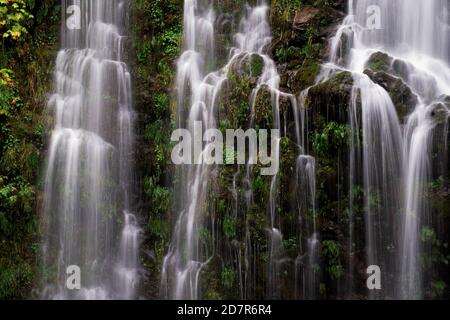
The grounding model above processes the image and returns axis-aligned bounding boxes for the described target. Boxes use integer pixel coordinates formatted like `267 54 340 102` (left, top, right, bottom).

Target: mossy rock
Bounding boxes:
307 71 354 124
314 70 353 93
430 97 450 179
365 52 393 73
254 84 273 128
287 59 320 91
363 68 418 120
363 51 424 121
228 53 264 81
222 54 266 128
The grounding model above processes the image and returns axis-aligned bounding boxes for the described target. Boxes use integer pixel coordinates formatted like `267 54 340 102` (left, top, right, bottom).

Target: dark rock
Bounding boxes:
325 26 353 66
365 52 392 73
307 71 354 123
254 84 273 128
364 51 420 120
430 96 450 125
391 58 412 80
293 6 321 31
363 69 418 121
289 5 345 53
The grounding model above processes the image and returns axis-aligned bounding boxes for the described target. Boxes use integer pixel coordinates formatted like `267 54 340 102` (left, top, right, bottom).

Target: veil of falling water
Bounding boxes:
317 0 450 299
161 0 318 300
40 0 140 299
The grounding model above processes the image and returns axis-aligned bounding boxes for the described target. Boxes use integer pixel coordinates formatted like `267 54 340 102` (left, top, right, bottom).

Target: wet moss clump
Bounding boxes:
307 71 354 124
365 52 393 72
254 85 273 128
221 56 265 128
287 59 320 91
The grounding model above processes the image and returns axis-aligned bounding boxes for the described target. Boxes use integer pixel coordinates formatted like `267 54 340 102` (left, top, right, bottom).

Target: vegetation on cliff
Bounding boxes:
0 0 448 300
0 0 59 299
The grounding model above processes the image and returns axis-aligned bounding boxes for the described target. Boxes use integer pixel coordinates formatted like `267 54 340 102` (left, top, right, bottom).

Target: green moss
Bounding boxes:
128 0 183 298
153 93 170 118
289 59 320 91
366 52 392 72
275 46 303 63
270 0 301 33
316 70 354 94
223 67 253 128
254 85 273 128
322 240 344 280
0 262 33 299
250 54 264 77
223 214 236 240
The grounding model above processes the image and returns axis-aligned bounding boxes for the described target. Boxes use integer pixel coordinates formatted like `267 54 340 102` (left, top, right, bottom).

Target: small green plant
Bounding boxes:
252 175 265 195
312 121 349 156
283 237 298 257
322 240 344 280
223 214 236 240
313 0 332 8
153 93 170 117
143 176 171 216
160 28 181 58
431 280 446 298
421 226 435 243
221 266 235 289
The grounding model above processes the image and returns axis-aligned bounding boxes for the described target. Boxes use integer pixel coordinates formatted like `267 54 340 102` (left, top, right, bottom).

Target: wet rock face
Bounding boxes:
430 101 449 124
429 96 450 130
363 69 418 120
430 98 450 181
364 52 419 121
289 4 346 50
271 1 347 93
286 60 321 92
254 84 273 128
307 71 354 123
365 52 393 73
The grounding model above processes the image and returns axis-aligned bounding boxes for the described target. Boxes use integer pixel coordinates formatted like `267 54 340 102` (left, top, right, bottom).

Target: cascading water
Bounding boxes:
160 0 216 300
161 0 318 300
319 0 450 299
41 0 140 300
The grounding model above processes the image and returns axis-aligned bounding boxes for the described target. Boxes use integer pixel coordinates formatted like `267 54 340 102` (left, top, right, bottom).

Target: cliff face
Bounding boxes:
128 0 366 299
0 0 448 300
131 0 449 300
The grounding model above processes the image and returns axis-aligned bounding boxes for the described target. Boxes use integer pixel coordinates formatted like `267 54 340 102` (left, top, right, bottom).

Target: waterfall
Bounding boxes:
320 0 450 299
41 0 140 300
161 0 318 300
160 0 216 300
